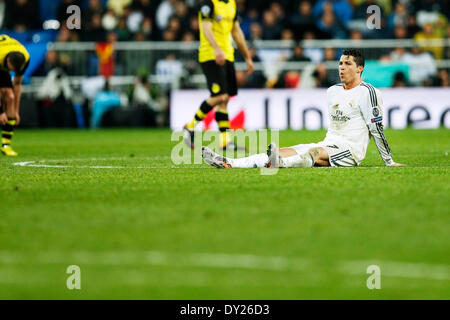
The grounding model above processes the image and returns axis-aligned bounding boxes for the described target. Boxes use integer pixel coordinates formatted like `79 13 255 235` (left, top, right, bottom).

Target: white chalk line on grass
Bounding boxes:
13 157 183 169
14 161 153 169
12 162 209 169
0 250 448 282
12 159 446 170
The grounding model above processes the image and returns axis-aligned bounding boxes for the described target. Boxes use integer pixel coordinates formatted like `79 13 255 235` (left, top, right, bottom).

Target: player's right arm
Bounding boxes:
199 1 225 65
12 75 23 125
360 86 406 166
231 21 253 75
11 59 28 126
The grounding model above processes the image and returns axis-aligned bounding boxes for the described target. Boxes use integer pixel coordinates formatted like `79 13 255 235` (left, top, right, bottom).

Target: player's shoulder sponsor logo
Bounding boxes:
372 107 380 117
201 5 211 16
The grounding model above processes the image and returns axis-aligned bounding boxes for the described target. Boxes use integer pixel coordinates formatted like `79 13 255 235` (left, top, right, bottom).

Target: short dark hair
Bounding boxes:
342 49 365 68
7 52 26 73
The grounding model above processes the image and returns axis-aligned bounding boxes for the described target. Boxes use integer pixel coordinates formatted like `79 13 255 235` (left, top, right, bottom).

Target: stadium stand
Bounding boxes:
0 0 449 128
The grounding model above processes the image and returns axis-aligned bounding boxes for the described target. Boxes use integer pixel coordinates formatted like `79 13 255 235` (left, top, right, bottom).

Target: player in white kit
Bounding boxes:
202 49 406 168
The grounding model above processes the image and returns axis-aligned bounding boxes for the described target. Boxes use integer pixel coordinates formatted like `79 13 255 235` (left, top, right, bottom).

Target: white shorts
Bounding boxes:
290 141 357 167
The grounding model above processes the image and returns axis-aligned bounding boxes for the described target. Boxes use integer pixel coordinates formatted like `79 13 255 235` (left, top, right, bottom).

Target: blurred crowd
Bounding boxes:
3 0 448 129
1 0 449 89
0 0 448 43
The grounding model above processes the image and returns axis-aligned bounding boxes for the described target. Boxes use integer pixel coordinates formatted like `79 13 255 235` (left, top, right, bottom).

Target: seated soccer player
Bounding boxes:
202 49 406 168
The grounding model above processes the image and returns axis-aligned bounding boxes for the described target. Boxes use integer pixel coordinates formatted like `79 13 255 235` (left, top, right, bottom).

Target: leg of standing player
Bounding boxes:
215 95 231 149
0 72 18 156
185 94 229 131
183 93 229 149
215 60 238 149
184 60 233 149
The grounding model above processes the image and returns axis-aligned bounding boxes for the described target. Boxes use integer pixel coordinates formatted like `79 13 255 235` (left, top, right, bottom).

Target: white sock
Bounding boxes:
280 152 314 168
229 153 269 168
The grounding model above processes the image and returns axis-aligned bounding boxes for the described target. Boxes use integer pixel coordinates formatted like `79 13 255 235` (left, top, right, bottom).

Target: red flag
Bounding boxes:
96 42 115 78
230 110 245 129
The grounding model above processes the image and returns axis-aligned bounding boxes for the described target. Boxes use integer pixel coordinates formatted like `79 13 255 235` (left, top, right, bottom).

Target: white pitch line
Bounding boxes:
13 161 151 169
12 161 210 169
12 159 208 169
12 159 448 170
0 251 448 281
13 161 447 170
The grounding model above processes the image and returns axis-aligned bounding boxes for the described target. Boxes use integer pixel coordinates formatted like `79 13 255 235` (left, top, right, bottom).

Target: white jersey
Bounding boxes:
323 82 393 165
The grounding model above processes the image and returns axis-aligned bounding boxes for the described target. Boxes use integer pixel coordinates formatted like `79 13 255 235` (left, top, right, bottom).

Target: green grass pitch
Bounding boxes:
0 128 449 299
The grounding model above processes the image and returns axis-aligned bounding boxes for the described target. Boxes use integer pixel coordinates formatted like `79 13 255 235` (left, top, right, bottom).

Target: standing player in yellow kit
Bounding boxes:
0 35 30 156
183 0 253 150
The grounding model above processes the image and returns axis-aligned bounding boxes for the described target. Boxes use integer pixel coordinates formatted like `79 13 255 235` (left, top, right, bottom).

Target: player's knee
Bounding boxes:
207 94 228 106
308 147 321 161
219 94 229 104
1 90 14 106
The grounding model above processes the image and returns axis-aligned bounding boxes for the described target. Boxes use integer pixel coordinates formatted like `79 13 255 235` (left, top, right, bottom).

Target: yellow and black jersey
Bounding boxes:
198 0 237 63
0 35 30 76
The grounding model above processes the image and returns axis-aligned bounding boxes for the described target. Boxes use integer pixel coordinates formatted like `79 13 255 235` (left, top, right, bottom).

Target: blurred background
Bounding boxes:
1 0 449 129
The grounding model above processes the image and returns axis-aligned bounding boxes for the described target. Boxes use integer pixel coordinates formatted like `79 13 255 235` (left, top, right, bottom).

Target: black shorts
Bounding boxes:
201 60 237 97
0 70 12 88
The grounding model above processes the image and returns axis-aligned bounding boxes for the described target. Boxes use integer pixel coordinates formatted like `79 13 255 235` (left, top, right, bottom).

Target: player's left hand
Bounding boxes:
246 58 254 75
0 112 7 125
15 112 20 125
214 48 226 66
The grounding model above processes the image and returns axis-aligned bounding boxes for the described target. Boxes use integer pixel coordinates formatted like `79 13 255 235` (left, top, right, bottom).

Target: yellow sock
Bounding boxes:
2 119 16 146
186 118 197 130
220 131 231 148
186 101 214 130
